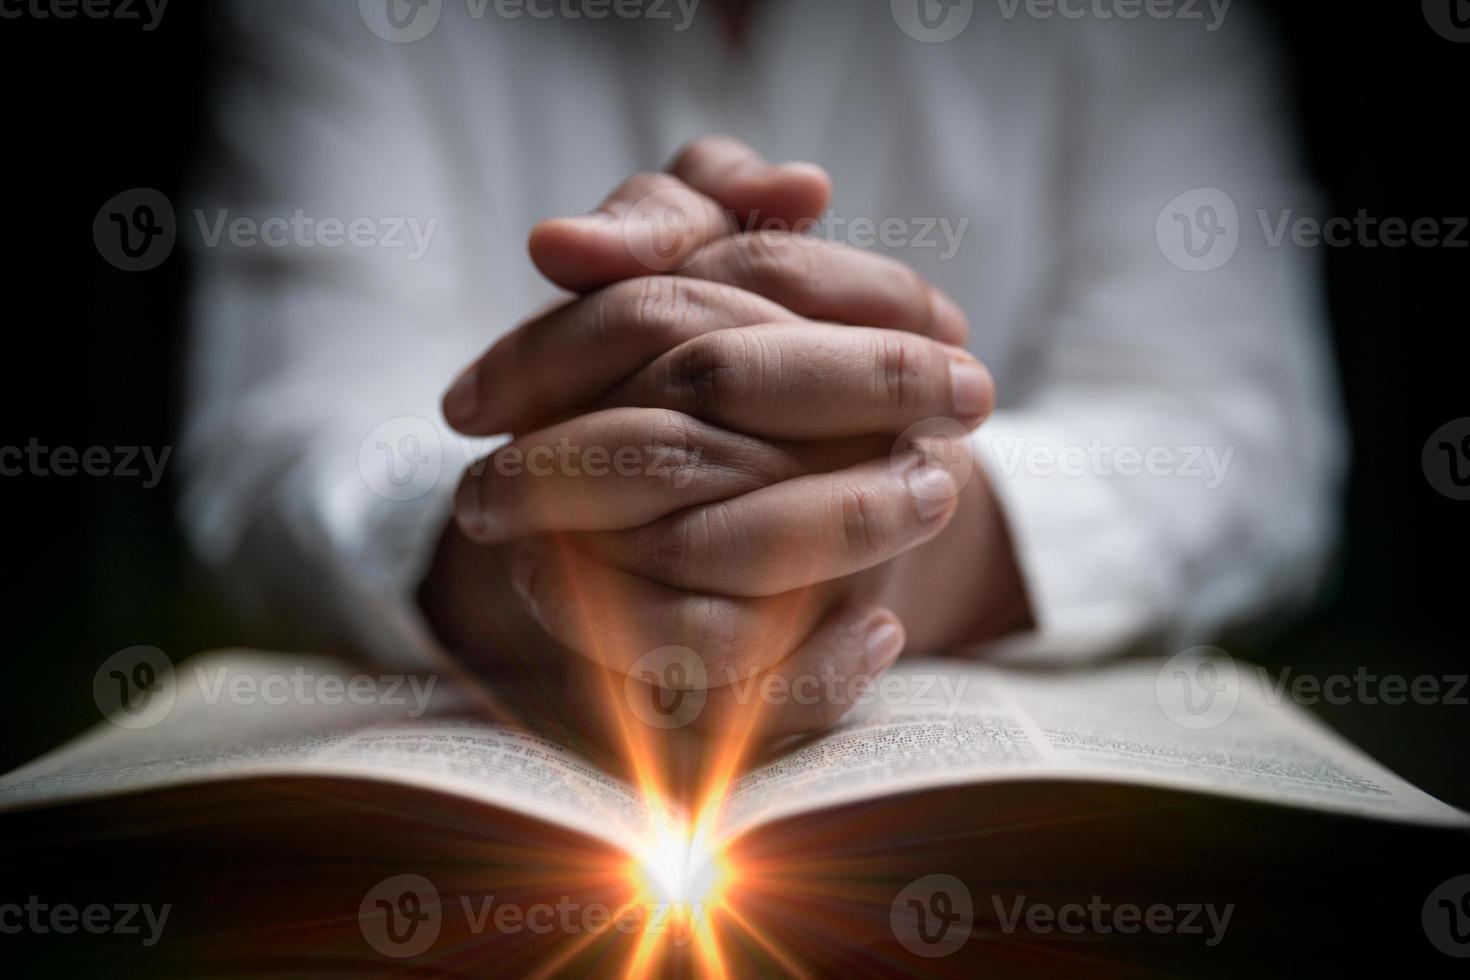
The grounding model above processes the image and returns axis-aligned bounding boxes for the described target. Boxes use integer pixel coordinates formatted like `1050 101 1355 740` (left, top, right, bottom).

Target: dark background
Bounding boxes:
0 1 1465 812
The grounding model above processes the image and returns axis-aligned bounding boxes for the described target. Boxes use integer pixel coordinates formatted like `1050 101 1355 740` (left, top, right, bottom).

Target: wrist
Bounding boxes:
416 522 547 674
880 466 1033 651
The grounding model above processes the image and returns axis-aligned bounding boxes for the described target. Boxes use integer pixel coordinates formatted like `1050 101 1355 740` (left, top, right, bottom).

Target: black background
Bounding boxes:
0 0 1465 815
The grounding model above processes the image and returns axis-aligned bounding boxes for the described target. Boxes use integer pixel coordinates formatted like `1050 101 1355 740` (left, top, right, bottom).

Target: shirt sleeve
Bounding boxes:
972 15 1346 664
179 0 488 668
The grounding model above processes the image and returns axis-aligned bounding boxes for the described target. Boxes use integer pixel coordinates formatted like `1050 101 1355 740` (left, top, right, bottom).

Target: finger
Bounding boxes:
528 172 734 290
528 139 831 292
577 451 967 596
442 277 798 436
529 138 830 292
611 602 905 740
666 135 831 230
563 605 904 745
556 661 713 788
678 231 970 345
510 537 834 683
689 603 906 737
595 323 994 440
451 407 886 544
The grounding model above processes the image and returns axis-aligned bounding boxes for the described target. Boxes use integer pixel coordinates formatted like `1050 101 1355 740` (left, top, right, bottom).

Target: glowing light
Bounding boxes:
612 813 733 977
630 816 731 920
525 527 826 975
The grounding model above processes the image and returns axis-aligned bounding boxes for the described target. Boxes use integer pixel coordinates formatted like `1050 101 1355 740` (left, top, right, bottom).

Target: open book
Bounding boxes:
4 649 1467 977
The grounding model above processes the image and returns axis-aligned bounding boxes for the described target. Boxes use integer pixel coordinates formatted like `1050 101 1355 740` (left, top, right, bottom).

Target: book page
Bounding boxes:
717 655 1470 839
0 650 669 849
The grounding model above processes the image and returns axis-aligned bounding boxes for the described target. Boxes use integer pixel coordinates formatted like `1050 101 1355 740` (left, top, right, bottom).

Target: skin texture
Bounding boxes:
419 136 1031 740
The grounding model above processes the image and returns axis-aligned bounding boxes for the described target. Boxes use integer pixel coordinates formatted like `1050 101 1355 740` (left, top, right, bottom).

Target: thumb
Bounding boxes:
528 135 831 292
668 134 831 230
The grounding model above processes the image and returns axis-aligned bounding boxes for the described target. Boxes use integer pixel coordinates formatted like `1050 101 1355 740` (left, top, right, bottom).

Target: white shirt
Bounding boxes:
181 0 1344 667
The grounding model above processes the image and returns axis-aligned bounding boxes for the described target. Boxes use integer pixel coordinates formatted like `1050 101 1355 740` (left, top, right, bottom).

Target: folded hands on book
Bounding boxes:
416 135 1031 740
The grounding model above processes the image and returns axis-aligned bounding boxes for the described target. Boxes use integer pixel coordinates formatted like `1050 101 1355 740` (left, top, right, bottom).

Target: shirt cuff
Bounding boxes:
968 411 1175 664
310 420 492 670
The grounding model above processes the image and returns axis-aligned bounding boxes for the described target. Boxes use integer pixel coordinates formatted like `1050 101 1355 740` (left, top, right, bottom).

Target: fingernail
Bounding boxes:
906 464 959 522
781 160 824 173
443 365 479 427
453 477 490 540
865 618 905 674
769 161 825 183
511 546 541 622
929 288 968 343
560 213 617 232
949 361 991 419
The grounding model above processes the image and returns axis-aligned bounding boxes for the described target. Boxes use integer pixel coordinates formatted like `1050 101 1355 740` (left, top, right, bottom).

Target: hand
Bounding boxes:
422 138 1026 738
421 137 878 734
443 136 968 437
446 326 989 731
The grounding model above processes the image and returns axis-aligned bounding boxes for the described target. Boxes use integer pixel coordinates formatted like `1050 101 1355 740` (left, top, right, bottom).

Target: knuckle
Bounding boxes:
639 409 708 491
838 483 891 563
666 331 741 411
608 276 694 347
873 334 921 415
732 232 810 298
